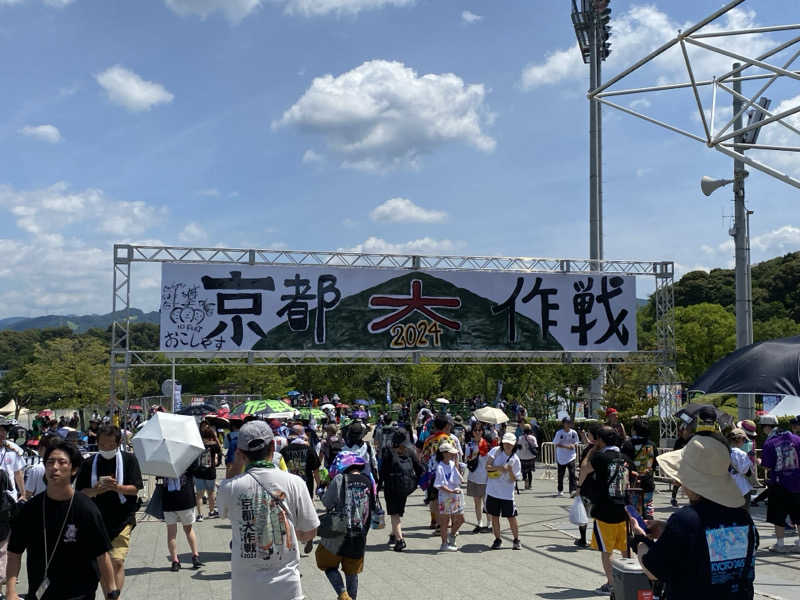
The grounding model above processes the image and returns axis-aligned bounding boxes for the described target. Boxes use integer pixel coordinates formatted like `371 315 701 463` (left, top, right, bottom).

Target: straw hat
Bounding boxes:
656 435 743 508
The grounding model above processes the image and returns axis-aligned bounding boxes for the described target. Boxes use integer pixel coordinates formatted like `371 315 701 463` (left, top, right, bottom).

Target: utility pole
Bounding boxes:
732 62 754 421
574 0 611 414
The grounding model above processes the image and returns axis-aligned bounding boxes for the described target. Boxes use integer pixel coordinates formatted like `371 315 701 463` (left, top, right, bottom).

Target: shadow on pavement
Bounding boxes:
537 587 601 599
191 571 231 581
125 565 174 576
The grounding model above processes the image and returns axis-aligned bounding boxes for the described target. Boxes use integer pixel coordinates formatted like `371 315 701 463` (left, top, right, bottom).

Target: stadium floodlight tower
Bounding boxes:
572 0 613 415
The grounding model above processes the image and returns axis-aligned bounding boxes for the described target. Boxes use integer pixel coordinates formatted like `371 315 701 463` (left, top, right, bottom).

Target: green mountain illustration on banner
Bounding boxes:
254 271 563 351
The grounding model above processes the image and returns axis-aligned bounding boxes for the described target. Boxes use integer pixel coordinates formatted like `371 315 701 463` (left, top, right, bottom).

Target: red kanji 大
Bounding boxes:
368 279 462 333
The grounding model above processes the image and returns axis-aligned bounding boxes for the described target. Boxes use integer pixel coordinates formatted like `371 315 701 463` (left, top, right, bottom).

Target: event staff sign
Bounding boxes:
159 264 637 352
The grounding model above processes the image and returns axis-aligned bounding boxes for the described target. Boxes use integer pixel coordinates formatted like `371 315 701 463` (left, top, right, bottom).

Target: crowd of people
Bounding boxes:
0 399 796 599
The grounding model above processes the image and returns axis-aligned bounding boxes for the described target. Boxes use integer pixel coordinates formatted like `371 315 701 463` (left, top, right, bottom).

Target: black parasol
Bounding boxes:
690 335 800 397
674 403 734 429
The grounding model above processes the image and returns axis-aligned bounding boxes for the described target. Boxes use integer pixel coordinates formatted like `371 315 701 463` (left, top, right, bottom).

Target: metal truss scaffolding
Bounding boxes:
589 0 800 190
110 245 677 436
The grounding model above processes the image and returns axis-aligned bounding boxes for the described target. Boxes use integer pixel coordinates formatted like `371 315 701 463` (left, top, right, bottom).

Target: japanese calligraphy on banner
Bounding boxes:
159 264 637 352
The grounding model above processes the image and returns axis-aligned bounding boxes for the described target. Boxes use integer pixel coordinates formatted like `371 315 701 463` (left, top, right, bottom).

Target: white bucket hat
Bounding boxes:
438 442 457 455
502 432 517 446
656 434 744 508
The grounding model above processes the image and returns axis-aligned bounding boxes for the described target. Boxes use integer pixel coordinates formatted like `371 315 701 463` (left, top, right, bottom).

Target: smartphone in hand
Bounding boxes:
625 504 648 533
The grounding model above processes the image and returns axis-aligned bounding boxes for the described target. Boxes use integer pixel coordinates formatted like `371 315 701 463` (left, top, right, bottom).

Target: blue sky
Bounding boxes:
0 0 798 318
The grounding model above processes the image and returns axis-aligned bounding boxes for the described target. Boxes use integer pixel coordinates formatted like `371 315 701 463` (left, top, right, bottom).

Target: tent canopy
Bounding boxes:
768 395 800 418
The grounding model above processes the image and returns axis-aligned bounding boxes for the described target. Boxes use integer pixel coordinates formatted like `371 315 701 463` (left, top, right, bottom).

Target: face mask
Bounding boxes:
99 448 118 460
742 440 753 453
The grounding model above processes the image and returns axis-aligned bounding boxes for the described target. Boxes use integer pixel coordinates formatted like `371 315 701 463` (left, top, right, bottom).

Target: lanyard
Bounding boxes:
42 493 75 578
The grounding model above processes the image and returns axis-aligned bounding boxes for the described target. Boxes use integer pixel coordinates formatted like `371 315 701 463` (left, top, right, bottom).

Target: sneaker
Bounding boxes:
388 534 397 546
207 510 219 519
490 538 502 550
570 491 578 498
394 538 407 552
574 539 588 548
196 514 204 522
557 491 564 497
446 543 459 551
337 592 353 600
448 533 456 547
670 498 679 507
597 583 612 594
512 538 521 550
472 525 482 534
304 540 314 555
170 561 181 572
769 543 793 553
192 555 204 569
439 543 450 552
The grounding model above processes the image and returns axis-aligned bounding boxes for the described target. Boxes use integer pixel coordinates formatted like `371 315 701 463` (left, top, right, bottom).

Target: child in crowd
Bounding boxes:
434 442 464 552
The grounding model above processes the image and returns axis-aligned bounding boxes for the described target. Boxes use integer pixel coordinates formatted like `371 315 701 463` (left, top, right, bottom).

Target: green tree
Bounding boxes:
753 316 800 342
15 337 109 409
603 364 659 420
674 303 736 382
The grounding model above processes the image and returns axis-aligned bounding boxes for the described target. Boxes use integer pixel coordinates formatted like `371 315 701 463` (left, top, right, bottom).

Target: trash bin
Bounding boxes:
611 556 654 600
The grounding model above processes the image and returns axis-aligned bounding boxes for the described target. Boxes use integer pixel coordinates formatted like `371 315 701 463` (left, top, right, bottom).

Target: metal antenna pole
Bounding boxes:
732 62 755 420
589 2 605 414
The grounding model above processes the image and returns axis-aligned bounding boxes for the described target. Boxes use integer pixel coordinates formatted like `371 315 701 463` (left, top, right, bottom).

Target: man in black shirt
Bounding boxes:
633 433 758 600
582 426 628 595
159 460 203 572
282 425 322 554
77 424 143 594
7 440 119 600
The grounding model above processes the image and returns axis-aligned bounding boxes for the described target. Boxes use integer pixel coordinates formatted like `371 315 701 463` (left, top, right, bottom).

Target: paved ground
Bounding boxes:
16 468 800 599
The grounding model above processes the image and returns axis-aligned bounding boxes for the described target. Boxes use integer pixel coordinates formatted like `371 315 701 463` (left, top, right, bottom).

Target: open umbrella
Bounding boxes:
287 390 301 397
204 413 231 429
132 412 204 478
321 403 335 411
176 403 217 417
254 399 296 420
296 407 326 420
473 406 509 425
434 397 450 404
691 335 800 396
354 399 370 406
336 403 349 409
38 409 54 418
353 409 368 419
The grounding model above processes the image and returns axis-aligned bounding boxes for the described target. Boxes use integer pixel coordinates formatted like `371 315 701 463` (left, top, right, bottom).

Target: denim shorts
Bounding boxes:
195 478 215 492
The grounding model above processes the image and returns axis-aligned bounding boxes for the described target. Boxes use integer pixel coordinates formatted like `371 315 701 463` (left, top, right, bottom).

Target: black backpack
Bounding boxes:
605 453 630 505
389 453 418 497
324 436 345 468
0 469 18 542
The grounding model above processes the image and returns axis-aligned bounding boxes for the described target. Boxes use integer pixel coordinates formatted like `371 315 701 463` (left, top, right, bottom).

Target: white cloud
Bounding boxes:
275 60 495 171
629 99 650 111
283 0 413 17
19 124 62 143
751 225 800 253
461 10 482 24
635 167 653 177
164 0 411 21
0 183 168 317
521 6 775 90
196 188 220 197
178 222 207 243
370 197 446 223
43 0 75 6
302 149 324 163
342 218 357 228
164 0 263 23
344 236 462 255
0 182 165 238
96 65 174 112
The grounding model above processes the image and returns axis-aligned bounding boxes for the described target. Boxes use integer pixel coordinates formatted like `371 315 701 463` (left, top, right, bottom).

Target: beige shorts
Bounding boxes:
164 508 196 525
466 480 487 498
109 524 133 562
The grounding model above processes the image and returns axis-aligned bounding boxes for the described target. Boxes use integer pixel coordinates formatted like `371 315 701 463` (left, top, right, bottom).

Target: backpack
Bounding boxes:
605 452 630 505
323 436 345 469
0 470 18 542
388 453 418 497
380 427 395 451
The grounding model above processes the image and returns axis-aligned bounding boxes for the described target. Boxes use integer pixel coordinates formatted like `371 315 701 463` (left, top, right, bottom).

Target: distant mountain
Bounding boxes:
0 308 159 333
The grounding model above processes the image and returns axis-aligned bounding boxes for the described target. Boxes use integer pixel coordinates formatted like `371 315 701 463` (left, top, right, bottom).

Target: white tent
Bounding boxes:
768 395 800 417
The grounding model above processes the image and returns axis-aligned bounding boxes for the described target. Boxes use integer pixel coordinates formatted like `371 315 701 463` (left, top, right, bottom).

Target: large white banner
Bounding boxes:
160 264 637 352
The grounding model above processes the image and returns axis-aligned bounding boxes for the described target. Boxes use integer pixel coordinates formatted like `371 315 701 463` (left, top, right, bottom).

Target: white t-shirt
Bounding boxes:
517 434 538 461
434 460 463 496
0 441 26 500
485 447 521 501
730 447 753 496
465 440 488 485
217 467 320 600
24 462 46 497
553 429 579 465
